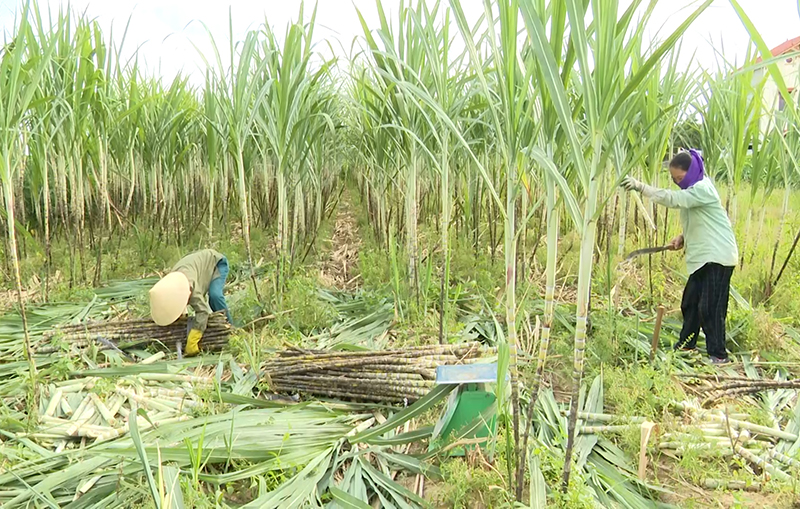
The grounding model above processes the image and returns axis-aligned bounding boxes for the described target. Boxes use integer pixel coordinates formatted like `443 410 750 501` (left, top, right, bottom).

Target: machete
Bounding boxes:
624 245 671 261
94 335 136 362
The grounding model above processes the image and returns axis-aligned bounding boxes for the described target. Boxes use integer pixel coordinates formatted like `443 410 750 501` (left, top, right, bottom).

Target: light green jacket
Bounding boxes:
643 178 738 274
172 249 224 332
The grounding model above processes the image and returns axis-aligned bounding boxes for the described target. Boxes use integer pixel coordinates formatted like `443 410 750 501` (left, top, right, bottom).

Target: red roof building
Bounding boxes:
755 36 800 63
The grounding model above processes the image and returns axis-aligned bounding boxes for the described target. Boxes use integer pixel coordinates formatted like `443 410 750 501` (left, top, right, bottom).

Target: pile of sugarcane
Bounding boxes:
675 373 800 408
27 370 210 449
264 342 493 403
38 312 232 354
658 401 800 482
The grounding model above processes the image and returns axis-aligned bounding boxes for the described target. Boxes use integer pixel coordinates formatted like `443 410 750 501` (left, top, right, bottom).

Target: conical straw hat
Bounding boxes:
149 272 191 326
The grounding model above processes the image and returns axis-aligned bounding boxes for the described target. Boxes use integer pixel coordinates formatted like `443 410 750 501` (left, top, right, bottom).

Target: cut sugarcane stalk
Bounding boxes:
733 443 791 482
107 395 125 417
137 373 212 384
60 398 73 417
638 422 657 480
346 418 376 437
767 449 800 469
141 351 165 364
90 394 116 426
67 406 96 436
69 395 91 422
703 479 761 491
73 475 102 501
560 410 646 423
580 424 640 434
45 388 63 417
706 414 798 442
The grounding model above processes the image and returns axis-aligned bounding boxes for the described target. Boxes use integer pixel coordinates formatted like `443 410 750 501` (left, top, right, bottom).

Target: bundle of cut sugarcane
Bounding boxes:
264 342 494 403
38 312 232 354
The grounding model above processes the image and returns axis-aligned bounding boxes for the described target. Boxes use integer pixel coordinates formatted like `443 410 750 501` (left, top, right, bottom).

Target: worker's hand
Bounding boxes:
620 176 644 193
185 329 203 356
668 235 684 251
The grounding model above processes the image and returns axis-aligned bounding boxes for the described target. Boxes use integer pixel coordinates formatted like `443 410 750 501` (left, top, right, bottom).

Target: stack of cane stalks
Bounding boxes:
39 312 231 354
263 342 493 403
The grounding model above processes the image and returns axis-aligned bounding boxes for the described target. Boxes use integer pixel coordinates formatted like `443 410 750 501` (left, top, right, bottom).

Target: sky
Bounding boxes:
0 0 798 86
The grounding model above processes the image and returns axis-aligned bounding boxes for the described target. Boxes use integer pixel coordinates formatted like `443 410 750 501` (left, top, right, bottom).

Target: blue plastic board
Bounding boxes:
435 363 508 385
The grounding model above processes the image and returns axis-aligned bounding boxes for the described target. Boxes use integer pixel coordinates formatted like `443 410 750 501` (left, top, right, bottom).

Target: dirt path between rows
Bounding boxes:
317 193 362 291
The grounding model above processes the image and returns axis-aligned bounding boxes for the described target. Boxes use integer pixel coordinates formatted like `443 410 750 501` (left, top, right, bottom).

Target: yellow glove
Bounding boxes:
185 329 203 356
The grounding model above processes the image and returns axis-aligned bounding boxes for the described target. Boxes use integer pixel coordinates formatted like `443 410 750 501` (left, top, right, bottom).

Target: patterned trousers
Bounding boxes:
676 262 734 359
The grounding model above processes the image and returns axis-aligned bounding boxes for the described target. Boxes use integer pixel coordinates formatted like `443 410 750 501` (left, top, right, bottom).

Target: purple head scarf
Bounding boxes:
677 149 705 190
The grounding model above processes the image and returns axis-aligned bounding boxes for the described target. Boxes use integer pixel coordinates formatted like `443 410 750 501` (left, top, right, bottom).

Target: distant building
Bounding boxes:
753 36 800 132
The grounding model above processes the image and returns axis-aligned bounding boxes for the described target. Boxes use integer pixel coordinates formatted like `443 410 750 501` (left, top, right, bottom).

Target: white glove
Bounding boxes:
621 176 644 193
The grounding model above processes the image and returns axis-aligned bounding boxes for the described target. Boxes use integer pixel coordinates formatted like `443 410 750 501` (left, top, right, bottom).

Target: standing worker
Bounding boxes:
621 149 738 364
149 249 233 356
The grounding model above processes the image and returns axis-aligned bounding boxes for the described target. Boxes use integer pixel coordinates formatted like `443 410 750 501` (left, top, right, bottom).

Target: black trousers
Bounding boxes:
676 263 734 359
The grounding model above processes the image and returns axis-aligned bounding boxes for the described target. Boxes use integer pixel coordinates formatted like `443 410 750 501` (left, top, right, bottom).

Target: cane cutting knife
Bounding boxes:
624 245 670 261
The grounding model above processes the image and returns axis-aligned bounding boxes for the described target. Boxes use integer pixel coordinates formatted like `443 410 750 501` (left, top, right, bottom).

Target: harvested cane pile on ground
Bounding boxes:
660 400 800 484
264 342 494 403
675 373 800 408
38 312 231 354
30 371 205 450
651 369 800 487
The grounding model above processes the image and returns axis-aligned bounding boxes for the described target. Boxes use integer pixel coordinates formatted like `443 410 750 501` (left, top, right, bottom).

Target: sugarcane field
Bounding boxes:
3 0 800 507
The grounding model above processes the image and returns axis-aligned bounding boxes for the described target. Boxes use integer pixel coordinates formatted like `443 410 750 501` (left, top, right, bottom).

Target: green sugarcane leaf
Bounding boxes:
353 384 455 443
330 486 372 509
361 457 423 509
129 404 161 509
376 451 443 480
529 454 547 508
369 426 434 446
162 465 185 509
242 447 333 508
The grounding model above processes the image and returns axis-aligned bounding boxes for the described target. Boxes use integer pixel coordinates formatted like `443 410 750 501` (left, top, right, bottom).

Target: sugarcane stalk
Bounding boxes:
116 388 175 413
89 394 116 426
45 389 62 417
275 378 430 397
580 424 640 434
60 398 73 418
767 449 800 469
324 370 423 381
273 374 434 389
703 479 761 491
559 410 646 423
141 351 165 364
733 443 791 481
272 384 408 403
107 395 126 417
69 395 91 422
137 374 212 384
73 475 102 501
66 405 95 436
706 414 798 442
518 185 557 495
269 342 485 363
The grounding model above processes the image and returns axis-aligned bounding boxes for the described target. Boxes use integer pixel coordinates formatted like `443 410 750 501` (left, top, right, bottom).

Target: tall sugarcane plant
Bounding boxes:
257 4 336 291
0 0 58 399
202 18 267 302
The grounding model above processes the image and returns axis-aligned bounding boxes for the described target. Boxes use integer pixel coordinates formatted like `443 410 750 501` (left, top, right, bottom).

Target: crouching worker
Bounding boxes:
149 249 233 356
621 150 738 365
